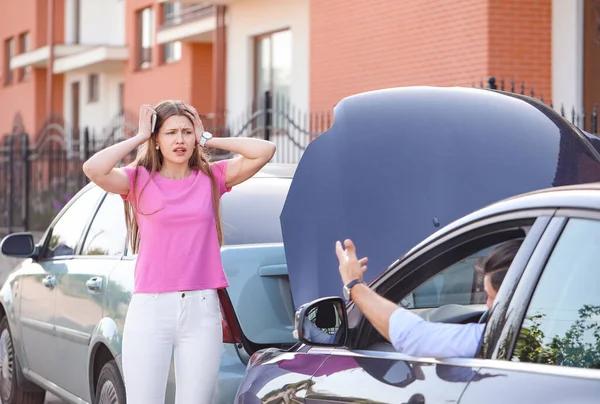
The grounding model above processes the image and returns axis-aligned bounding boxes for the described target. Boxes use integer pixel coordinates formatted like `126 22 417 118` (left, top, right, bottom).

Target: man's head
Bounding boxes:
477 239 523 309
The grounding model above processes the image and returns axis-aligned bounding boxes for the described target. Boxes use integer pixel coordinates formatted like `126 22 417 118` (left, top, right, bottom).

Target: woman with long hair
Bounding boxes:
82 101 276 404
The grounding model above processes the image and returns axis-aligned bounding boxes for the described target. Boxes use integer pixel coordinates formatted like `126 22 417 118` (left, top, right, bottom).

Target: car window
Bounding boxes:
81 193 127 257
43 187 104 259
511 218 600 370
400 244 500 309
220 178 289 245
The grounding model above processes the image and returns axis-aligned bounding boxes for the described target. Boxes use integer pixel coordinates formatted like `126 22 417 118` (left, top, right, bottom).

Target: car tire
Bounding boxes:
0 317 45 404
94 360 126 404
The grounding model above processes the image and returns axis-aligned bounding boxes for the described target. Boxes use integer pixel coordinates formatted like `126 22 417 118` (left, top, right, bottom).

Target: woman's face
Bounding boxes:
156 114 196 164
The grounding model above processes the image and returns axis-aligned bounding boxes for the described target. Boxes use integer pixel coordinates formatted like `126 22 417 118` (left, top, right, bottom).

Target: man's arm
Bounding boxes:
348 283 398 341
350 282 484 357
337 239 485 358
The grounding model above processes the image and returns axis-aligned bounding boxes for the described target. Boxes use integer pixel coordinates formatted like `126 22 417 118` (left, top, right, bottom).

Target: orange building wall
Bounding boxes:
0 0 65 136
309 0 490 112
488 0 552 101
309 0 552 112
124 0 214 120
190 44 214 115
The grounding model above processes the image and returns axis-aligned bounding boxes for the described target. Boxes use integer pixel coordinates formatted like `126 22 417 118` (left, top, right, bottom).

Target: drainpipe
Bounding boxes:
212 5 226 133
46 0 55 116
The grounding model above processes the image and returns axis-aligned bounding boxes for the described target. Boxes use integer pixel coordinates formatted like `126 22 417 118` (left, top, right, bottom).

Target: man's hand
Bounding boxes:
336 239 368 285
335 239 399 344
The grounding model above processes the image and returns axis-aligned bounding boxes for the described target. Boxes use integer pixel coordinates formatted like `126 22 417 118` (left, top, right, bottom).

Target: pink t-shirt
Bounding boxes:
121 160 231 294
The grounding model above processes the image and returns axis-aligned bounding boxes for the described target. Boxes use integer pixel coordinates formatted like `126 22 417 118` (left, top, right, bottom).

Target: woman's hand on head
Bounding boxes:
182 104 206 145
136 104 156 142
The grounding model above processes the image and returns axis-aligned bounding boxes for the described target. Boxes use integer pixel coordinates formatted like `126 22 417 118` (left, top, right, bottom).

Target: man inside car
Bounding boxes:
335 238 522 358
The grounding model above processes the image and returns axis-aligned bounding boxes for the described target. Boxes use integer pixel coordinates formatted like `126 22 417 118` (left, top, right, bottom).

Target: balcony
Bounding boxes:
53 45 128 74
156 3 217 44
10 44 89 70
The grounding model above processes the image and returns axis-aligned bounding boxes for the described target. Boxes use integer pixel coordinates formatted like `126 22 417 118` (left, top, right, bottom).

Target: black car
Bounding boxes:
235 86 600 402
238 183 600 403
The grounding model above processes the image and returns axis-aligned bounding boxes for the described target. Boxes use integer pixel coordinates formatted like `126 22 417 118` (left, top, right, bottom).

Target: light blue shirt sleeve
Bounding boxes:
303 320 336 344
388 307 485 358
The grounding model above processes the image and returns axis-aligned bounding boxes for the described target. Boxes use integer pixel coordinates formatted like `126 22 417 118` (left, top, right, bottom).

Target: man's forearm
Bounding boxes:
349 283 399 342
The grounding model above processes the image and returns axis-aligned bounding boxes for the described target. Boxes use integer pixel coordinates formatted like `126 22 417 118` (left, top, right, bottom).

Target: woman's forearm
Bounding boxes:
205 137 276 160
82 135 145 180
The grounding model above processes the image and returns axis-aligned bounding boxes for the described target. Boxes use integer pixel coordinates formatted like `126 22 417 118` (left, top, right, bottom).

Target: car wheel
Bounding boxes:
0 317 45 404
94 360 126 404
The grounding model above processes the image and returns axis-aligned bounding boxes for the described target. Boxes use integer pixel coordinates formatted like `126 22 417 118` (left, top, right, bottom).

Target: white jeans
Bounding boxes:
122 289 223 404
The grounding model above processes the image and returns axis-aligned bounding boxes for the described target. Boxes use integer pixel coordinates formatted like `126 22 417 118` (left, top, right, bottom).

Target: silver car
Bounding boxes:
0 163 298 404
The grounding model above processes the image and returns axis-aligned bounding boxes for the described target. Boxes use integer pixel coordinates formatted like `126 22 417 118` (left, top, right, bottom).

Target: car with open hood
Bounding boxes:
235 86 600 402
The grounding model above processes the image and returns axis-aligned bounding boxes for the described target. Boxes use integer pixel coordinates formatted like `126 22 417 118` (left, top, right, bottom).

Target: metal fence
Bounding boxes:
2 84 597 235
0 92 331 234
477 77 598 134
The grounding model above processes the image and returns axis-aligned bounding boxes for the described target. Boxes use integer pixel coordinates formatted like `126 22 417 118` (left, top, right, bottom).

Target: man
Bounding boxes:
335 238 522 358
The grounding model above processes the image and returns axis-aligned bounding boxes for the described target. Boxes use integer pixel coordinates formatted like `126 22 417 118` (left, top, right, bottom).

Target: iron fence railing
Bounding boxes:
0 93 330 233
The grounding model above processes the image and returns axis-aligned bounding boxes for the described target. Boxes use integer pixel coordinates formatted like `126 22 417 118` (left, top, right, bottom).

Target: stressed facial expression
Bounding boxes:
483 274 498 310
156 115 196 163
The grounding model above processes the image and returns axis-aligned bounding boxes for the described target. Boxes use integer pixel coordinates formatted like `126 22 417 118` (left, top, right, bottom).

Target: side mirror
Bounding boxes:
294 297 348 347
0 233 36 259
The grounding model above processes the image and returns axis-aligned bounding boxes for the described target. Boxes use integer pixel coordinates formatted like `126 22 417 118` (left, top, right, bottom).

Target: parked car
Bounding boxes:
236 182 600 403
236 86 600 402
0 163 298 404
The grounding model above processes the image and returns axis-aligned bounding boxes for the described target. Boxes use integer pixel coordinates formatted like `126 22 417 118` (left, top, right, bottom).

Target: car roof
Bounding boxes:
253 163 296 179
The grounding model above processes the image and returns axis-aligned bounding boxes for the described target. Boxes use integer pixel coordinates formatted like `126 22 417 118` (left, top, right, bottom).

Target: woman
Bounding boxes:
82 101 276 404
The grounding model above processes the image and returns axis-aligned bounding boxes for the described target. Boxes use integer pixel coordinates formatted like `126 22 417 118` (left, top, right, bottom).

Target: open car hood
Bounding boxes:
280 86 600 308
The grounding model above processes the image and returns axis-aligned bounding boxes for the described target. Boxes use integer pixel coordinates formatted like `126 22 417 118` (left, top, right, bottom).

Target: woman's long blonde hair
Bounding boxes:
124 100 223 253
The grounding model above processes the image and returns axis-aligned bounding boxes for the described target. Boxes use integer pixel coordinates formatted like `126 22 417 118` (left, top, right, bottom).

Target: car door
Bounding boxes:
53 191 127 401
303 213 552 403
18 185 104 384
459 214 600 404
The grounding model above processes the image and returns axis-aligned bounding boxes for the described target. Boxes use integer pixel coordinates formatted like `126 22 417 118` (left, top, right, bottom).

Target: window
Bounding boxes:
163 42 182 63
254 29 292 101
221 178 289 245
73 0 81 44
162 1 181 26
400 244 499 309
4 37 14 85
88 73 99 103
81 194 127 256
161 2 182 63
512 218 600 370
18 32 30 82
137 7 154 69
43 187 104 259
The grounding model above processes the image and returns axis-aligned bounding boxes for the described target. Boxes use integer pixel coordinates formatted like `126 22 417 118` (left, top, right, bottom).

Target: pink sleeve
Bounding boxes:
210 159 231 196
120 166 137 202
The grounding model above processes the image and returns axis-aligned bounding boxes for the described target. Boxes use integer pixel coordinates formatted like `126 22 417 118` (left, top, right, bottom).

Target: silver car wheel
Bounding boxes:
0 329 13 401
98 379 119 404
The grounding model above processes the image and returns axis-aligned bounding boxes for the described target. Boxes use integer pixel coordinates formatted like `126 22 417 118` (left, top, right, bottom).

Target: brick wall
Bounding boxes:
309 0 552 112
0 0 43 135
309 0 490 112
488 0 552 101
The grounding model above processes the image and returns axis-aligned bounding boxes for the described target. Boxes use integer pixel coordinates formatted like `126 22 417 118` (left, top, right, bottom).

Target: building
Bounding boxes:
0 0 598 147
1 0 126 144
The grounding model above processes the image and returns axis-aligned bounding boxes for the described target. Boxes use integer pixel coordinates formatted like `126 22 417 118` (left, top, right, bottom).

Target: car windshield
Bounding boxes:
220 176 290 245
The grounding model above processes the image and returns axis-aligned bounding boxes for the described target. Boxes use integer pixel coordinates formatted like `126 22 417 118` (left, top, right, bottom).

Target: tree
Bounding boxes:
514 305 600 369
